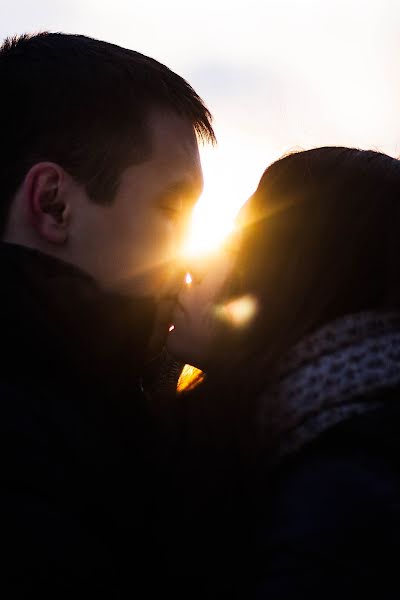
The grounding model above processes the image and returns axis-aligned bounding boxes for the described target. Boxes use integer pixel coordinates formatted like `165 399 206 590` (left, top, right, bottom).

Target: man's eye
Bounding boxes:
160 205 183 223
161 205 180 215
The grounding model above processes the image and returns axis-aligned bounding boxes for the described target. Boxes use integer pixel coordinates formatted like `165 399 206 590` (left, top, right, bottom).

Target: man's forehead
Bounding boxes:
147 111 203 188
148 110 200 159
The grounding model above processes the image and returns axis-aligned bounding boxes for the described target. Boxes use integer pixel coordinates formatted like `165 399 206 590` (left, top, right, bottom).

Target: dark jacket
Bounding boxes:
0 242 178 593
253 396 400 599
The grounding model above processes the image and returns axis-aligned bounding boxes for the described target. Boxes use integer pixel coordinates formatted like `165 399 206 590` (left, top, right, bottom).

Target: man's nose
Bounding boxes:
161 260 187 298
183 254 216 285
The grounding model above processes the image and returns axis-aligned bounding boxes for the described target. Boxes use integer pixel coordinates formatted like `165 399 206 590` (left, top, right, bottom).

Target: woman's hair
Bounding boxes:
189 147 400 420
224 147 400 373
187 147 400 451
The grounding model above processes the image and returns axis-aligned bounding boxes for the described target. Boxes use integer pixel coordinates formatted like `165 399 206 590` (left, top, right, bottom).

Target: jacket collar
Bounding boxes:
0 242 156 388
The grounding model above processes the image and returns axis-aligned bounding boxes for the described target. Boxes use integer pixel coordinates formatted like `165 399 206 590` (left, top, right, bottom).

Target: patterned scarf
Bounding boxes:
258 311 400 462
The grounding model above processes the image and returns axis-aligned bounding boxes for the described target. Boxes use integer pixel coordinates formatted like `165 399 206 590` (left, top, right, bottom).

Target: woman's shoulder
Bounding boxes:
259 399 400 551
253 401 400 596
269 398 400 508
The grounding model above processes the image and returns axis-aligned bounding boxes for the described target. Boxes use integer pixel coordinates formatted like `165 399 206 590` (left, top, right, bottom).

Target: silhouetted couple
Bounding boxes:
2 32 400 598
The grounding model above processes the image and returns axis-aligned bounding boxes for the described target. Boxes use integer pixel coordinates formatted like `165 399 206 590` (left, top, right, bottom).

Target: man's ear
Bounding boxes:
24 162 71 244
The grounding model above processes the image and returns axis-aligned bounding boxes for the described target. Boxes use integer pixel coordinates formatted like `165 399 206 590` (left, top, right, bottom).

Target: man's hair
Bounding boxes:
0 32 215 230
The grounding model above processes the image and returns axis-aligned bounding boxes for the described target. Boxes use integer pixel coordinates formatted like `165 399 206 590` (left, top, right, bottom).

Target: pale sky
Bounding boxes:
1 0 400 252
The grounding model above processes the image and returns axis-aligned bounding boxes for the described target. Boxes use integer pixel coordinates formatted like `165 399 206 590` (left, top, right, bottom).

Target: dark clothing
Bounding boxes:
0 242 176 593
253 396 400 598
0 242 252 598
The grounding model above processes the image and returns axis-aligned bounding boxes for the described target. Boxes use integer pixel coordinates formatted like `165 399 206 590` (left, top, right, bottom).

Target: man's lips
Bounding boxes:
156 294 184 329
162 298 188 328
162 293 185 311
173 299 188 317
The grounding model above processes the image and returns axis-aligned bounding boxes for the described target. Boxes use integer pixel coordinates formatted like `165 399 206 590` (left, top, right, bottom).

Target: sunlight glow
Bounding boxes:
183 200 236 257
182 145 261 258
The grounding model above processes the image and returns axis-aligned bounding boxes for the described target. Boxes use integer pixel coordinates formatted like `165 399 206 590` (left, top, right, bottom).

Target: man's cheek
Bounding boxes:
164 218 186 259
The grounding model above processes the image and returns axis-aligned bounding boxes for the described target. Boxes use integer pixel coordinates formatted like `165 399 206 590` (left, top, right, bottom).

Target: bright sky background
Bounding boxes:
1 0 400 253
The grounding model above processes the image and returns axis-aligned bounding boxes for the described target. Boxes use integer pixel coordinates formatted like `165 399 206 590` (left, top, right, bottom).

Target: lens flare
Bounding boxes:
215 294 258 327
185 272 193 285
168 325 175 332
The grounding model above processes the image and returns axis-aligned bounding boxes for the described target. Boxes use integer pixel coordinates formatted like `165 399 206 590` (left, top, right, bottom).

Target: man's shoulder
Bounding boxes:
0 379 43 431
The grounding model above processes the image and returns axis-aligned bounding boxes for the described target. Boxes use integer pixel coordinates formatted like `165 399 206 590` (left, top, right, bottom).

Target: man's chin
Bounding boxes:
146 297 176 360
166 333 207 371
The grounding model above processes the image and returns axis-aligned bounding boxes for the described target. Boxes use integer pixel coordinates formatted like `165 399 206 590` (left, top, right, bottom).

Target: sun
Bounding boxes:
182 145 260 258
183 196 237 257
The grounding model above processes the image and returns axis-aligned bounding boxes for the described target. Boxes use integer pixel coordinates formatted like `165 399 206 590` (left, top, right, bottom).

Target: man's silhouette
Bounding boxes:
0 32 215 593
